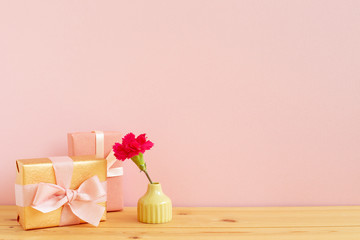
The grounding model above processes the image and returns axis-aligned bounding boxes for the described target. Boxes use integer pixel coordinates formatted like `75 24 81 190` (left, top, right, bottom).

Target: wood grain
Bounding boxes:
1 206 360 239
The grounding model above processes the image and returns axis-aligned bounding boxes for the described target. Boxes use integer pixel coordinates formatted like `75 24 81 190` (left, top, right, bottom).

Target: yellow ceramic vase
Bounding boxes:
137 183 172 223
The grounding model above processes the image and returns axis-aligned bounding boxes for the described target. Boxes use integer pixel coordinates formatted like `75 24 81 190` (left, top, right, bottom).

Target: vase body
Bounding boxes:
137 183 172 223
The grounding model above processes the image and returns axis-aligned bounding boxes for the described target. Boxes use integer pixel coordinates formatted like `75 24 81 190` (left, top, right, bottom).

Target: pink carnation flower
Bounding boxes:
113 133 154 161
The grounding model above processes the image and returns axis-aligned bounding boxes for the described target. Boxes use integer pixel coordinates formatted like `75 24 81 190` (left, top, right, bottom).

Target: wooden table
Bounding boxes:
1 206 360 239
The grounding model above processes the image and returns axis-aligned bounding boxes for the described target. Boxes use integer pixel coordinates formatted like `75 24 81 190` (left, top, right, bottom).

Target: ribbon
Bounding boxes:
93 131 123 178
15 156 106 227
93 130 105 159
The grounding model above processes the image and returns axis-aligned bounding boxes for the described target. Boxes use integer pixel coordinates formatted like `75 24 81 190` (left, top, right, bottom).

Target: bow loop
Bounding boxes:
77 176 107 200
32 183 68 213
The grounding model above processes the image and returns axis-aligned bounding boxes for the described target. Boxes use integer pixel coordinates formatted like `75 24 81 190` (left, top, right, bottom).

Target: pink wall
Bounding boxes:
1 0 360 207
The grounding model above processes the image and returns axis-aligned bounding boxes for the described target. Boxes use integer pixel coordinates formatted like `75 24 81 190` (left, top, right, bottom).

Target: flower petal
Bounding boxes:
136 134 147 144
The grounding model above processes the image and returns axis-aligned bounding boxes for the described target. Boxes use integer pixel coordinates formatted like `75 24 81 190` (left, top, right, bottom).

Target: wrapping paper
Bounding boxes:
67 131 124 211
15 156 107 230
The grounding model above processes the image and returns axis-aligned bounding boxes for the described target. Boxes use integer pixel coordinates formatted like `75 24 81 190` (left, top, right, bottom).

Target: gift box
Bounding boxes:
67 131 124 211
15 156 107 230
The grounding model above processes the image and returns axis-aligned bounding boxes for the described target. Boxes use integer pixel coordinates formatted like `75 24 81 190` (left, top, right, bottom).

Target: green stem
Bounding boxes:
143 170 153 184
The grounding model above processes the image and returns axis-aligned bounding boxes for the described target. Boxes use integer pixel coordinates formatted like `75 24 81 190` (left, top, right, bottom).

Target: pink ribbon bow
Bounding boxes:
31 157 106 227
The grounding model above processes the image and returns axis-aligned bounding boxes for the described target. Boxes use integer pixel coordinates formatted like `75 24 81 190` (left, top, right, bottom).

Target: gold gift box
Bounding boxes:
16 156 107 230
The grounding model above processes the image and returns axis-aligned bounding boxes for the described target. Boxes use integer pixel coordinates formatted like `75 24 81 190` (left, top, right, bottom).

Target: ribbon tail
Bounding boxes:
59 204 81 226
106 150 117 170
107 167 123 178
69 201 105 227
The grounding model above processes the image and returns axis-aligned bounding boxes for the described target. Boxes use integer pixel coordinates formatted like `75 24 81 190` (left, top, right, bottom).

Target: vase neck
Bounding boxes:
147 183 163 194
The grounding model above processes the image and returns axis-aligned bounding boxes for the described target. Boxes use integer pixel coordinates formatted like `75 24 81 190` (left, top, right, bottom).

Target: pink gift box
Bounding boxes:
67 131 123 212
